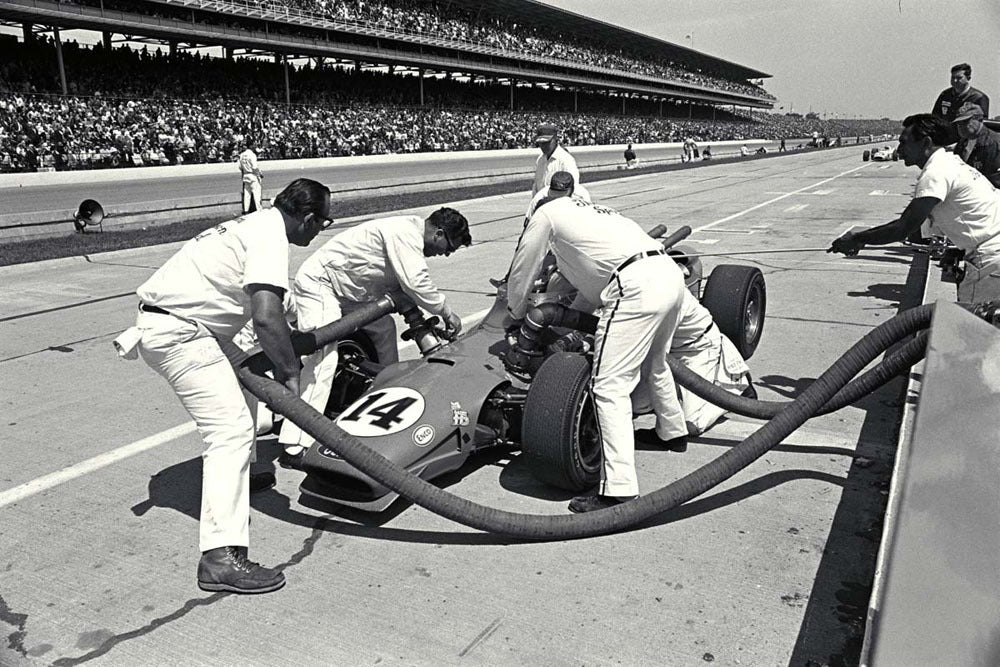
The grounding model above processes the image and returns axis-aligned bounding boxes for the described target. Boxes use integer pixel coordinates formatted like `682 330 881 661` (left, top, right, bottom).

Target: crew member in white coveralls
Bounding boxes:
277 208 472 465
113 179 332 594
506 189 688 513
531 122 580 198
830 113 1000 303
238 137 263 214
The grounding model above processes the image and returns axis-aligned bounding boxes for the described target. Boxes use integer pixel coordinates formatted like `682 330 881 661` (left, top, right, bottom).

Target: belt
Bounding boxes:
138 301 171 316
610 248 668 282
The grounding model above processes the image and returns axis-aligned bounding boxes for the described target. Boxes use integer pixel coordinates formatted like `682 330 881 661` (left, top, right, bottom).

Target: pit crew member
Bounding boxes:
277 208 472 465
507 190 689 513
624 143 638 169
829 114 1000 303
931 63 990 144
238 137 263 214
531 122 579 197
953 103 1000 187
113 178 332 594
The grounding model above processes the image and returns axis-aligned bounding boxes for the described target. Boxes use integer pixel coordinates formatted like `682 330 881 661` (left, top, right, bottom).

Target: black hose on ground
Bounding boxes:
668 330 929 420
237 303 935 540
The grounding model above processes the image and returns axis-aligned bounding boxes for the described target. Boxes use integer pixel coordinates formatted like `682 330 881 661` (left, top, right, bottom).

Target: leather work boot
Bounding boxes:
197 546 285 594
568 494 638 513
634 428 688 452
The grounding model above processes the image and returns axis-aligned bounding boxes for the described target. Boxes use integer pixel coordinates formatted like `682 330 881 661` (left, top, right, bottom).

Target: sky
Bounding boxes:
539 0 1000 120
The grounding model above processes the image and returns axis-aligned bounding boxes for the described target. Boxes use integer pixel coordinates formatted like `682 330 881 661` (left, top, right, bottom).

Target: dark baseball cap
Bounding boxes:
533 122 558 144
954 103 985 122
549 171 575 192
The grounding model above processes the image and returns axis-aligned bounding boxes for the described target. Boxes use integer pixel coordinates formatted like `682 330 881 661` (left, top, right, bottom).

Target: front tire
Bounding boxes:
522 353 601 491
862 150 871 162
700 265 766 359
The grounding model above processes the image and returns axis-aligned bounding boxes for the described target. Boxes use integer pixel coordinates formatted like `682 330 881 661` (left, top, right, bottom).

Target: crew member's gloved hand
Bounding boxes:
443 309 463 338
828 232 862 257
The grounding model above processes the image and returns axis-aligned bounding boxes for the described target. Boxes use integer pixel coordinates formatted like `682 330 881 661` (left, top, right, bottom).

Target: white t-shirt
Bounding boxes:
296 215 447 315
532 145 580 196
507 197 678 318
238 149 260 183
915 148 1000 254
137 207 289 340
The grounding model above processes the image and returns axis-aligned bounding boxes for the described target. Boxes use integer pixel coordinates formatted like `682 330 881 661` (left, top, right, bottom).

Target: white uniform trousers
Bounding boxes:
593 255 687 497
136 311 253 552
672 328 750 434
958 249 1000 303
242 179 262 214
278 274 399 452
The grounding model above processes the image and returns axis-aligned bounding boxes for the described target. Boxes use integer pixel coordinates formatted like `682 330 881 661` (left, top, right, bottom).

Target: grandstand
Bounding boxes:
0 0 899 172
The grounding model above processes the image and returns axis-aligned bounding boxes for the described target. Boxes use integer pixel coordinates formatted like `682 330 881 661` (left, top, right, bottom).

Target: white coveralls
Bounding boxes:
532 145 580 197
112 208 290 552
913 148 1000 303
508 197 687 497
238 148 262 214
278 215 453 453
631 290 751 435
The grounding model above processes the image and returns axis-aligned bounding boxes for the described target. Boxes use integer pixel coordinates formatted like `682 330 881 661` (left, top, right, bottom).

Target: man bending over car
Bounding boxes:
277 208 472 467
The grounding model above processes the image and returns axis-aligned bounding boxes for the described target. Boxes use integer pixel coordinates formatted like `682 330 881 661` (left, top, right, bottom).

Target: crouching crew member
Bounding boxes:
277 208 471 466
829 114 1000 303
507 188 689 513
113 179 332 594
631 289 752 437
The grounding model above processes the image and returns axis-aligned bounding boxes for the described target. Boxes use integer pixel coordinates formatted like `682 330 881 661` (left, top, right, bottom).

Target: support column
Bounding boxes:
102 31 113 50
169 41 178 57
509 77 515 111
224 45 233 60
419 67 424 106
688 101 692 119
53 27 67 96
283 55 290 105
622 94 626 115
574 90 578 113
659 98 663 117
712 105 716 120
22 22 33 43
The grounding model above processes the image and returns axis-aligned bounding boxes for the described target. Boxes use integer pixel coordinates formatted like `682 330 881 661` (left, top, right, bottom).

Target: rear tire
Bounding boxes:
700 265 766 360
522 353 601 491
862 150 871 162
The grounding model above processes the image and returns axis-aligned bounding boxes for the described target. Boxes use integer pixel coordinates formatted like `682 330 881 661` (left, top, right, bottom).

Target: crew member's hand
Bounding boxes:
443 310 463 337
828 232 863 257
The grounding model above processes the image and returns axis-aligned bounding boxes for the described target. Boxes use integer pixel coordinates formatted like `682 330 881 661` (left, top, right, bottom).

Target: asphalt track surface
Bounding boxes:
0 147 925 666
0 140 807 217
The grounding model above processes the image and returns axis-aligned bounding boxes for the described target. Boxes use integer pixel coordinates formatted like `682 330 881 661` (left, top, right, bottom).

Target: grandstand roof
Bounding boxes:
449 0 771 81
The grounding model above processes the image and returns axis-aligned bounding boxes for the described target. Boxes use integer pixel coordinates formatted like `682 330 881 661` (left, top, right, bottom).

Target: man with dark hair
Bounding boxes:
932 63 990 143
277 207 470 464
953 103 1000 187
113 178 332 594
829 114 1000 303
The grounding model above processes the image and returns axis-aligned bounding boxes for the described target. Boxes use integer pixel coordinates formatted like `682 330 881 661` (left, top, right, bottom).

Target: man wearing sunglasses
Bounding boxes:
113 178 332 595
277 207 471 465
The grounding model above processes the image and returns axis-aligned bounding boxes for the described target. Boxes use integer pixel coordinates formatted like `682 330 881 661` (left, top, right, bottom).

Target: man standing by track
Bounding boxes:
277 208 471 465
531 122 579 198
238 137 264 214
830 114 1000 303
931 63 990 144
507 189 689 513
113 178 332 594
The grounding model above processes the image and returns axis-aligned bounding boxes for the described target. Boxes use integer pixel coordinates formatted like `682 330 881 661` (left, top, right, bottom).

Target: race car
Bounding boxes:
863 145 898 162
299 228 766 511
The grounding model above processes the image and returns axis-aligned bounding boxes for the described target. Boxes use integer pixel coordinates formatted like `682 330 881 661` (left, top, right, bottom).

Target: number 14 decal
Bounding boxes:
336 387 426 437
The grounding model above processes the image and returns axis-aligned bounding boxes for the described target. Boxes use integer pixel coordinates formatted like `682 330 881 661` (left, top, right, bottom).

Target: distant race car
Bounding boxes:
863 145 898 162
298 227 767 512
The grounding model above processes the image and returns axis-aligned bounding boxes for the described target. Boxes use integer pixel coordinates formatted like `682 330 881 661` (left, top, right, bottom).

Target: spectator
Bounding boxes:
932 63 990 144
953 103 1000 187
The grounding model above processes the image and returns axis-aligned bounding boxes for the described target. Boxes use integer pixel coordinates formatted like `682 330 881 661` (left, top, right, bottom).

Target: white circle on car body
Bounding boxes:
336 387 426 437
412 425 435 447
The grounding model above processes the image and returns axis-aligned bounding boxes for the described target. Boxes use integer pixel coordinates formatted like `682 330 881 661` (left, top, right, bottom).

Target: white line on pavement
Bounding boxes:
783 204 810 213
694 164 869 234
0 306 496 508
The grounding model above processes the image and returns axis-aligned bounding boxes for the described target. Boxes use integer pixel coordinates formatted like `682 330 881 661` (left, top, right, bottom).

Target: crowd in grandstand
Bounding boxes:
0 38 899 173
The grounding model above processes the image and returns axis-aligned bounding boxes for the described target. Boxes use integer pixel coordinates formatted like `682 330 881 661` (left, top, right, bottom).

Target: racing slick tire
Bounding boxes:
522 353 602 491
324 332 378 417
700 265 766 360
862 150 871 162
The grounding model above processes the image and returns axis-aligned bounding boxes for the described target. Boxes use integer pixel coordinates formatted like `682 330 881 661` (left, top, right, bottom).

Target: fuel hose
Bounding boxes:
237 302 935 540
